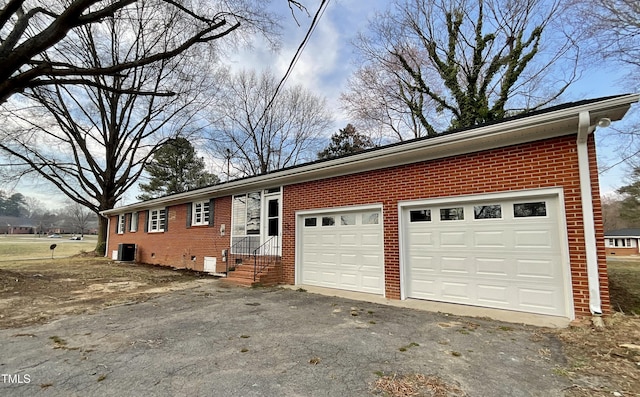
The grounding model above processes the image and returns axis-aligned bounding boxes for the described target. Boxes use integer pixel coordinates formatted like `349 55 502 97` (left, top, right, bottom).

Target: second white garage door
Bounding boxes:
299 208 384 294
402 193 570 317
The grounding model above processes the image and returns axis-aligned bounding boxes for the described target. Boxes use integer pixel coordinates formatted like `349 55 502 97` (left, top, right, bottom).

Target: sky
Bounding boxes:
10 0 639 208
226 0 637 195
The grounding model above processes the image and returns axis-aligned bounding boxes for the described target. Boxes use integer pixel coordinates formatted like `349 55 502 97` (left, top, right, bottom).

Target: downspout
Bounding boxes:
104 215 110 259
576 111 601 314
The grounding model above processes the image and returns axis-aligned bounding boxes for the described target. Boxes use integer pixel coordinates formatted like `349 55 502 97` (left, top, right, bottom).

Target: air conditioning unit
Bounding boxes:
117 243 136 262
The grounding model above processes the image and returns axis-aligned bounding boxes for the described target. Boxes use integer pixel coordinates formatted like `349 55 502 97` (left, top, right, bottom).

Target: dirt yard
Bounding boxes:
0 254 213 329
555 259 640 397
1 255 639 396
558 313 640 396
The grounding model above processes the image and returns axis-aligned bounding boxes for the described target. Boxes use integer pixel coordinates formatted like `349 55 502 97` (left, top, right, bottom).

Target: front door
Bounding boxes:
262 196 281 255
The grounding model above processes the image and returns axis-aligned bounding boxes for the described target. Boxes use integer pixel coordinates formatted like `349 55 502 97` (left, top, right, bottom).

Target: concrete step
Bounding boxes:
225 262 282 287
220 277 256 287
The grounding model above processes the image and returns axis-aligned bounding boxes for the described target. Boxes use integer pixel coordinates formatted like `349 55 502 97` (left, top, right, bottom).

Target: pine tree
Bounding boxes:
138 138 219 200
618 167 640 226
317 124 375 160
0 191 26 216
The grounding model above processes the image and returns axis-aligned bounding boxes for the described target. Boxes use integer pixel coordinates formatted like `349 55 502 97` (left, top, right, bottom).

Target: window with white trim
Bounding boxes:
192 200 210 226
474 204 502 219
362 212 380 225
231 189 282 254
610 238 636 247
117 214 125 234
514 202 547 217
322 216 336 226
232 192 261 235
148 208 166 232
410 209 431 222
440 207 464 221
340 214 356 225
130 212 138 232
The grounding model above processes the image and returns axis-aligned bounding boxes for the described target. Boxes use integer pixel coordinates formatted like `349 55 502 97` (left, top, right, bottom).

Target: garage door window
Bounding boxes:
322 216 335 226
341 214 356 225
305 217 317 227
362 212 379 225
513 202 547 217
474 204 502 219
440 207 464 221
410 209 431 222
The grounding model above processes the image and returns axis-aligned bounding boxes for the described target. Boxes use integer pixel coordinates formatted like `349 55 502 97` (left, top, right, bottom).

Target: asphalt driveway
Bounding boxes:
0 280 571 396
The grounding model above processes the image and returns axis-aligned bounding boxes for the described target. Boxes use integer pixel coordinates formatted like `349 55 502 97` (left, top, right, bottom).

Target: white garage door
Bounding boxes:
299 208 384 294
403 194 569 316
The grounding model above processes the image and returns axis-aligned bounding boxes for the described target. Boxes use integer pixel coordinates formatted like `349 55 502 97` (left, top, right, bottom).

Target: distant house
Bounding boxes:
0 216 35 234
604 229 640 256
102 94 639 323
46 227 67 235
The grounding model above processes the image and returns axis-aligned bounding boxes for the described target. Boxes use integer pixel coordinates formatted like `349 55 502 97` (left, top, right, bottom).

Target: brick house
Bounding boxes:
103 94 639 322
604 229 640 256
0 216 35 234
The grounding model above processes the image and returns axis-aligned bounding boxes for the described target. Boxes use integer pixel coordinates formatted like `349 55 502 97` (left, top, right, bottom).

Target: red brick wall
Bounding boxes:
108 196 232 271
282 134 608 318
605 247 639 256
106 133 609 318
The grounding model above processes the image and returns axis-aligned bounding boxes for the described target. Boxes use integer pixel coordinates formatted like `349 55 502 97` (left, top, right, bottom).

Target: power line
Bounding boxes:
220 0 331 170
259 0 330 124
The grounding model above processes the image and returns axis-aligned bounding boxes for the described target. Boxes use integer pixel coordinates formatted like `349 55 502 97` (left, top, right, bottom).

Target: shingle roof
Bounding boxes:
604 228 640 237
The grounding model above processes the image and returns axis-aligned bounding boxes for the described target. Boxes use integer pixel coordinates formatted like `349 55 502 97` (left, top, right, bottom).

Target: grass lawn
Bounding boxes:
607 259 640 315
0 235 98 260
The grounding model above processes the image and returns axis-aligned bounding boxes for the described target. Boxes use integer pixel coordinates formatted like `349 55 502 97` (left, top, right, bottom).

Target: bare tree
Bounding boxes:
567 0 639 76
565 0 640 175
601 194 633 231
65 201 94 237
0 0 289 103
341 63 438 141
343 0 579 139
208 69 333 178
23 196 45 218
0 1 280 253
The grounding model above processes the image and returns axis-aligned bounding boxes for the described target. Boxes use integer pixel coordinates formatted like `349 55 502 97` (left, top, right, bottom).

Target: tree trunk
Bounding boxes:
96 215 109 256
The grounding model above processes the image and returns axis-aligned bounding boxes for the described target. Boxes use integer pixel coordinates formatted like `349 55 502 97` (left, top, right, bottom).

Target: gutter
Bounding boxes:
576 111 601 314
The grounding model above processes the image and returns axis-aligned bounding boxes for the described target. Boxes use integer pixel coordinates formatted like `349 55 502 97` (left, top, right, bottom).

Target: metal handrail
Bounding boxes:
226 236 250 275
253 236 280 281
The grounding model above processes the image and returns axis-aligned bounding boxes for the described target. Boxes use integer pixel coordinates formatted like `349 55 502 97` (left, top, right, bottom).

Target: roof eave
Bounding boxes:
102 94 639 216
